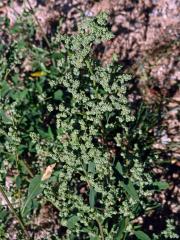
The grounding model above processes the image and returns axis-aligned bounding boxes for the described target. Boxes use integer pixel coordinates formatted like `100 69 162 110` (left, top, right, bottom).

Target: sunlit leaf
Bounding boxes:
134 230 151 240
21 175 43 216
67 215 79 229
115 217 127 240
116 162 123 175
54 89 63 100
89 187 96 208
121 180 139 201
153 181 169 190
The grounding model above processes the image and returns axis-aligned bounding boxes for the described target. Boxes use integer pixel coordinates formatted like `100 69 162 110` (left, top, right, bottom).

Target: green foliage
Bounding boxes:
153 219 179 240
135 230 151 240
0 206 9 240
21 175 43 217
153 181 169 191
0 224 6 240
0 11 178 240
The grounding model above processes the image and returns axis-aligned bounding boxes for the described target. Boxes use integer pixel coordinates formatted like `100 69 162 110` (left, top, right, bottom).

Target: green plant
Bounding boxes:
153 219 179 240
0 222 6 240
0 11 177 240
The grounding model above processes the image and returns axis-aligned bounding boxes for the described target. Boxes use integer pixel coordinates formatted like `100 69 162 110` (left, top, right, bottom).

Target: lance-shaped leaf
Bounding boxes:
120 180 139 201
115 217 128 240
89 187 96 208
135 230 151 240
21 175 43 216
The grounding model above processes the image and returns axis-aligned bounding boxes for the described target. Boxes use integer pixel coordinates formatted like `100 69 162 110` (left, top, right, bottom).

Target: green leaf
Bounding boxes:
134 230 151 240
90 237 99 240
81 227 99 237
21 175 43 216
15 176 22 189
115 217 127 240
32 199 40 211
121 180 139 201
153 181 169 190
37 128 53 140
89 187 96 208
4 17 10 28
10 22 22 33
40 62 48 72
0 207 8 221
16 39 26 50
69 234 76 240
88 162 96 175
12 74 19 84
48 126 54 140
54 89 63 100
28 175 42 199
67 215 79 229
0 81 10 98
11 90 28 102
115 162 123 175
0 16 5 25
36 81 43 93
0 110 12 124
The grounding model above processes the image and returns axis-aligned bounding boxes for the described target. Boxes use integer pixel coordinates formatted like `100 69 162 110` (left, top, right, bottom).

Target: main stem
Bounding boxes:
95 218 105 240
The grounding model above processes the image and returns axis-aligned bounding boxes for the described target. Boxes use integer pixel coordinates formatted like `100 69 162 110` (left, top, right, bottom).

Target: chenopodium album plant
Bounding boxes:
0 12 175 240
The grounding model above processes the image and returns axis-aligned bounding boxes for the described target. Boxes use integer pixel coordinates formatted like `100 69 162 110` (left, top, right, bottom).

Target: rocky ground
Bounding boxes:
0 0 179 239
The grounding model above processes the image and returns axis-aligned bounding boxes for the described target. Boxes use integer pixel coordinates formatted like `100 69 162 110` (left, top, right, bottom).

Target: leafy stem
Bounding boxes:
0 184 31 240
95 217 105 240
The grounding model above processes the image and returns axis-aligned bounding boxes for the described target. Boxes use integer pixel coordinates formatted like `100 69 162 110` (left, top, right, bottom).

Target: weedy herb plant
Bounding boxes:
0 10 178 240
